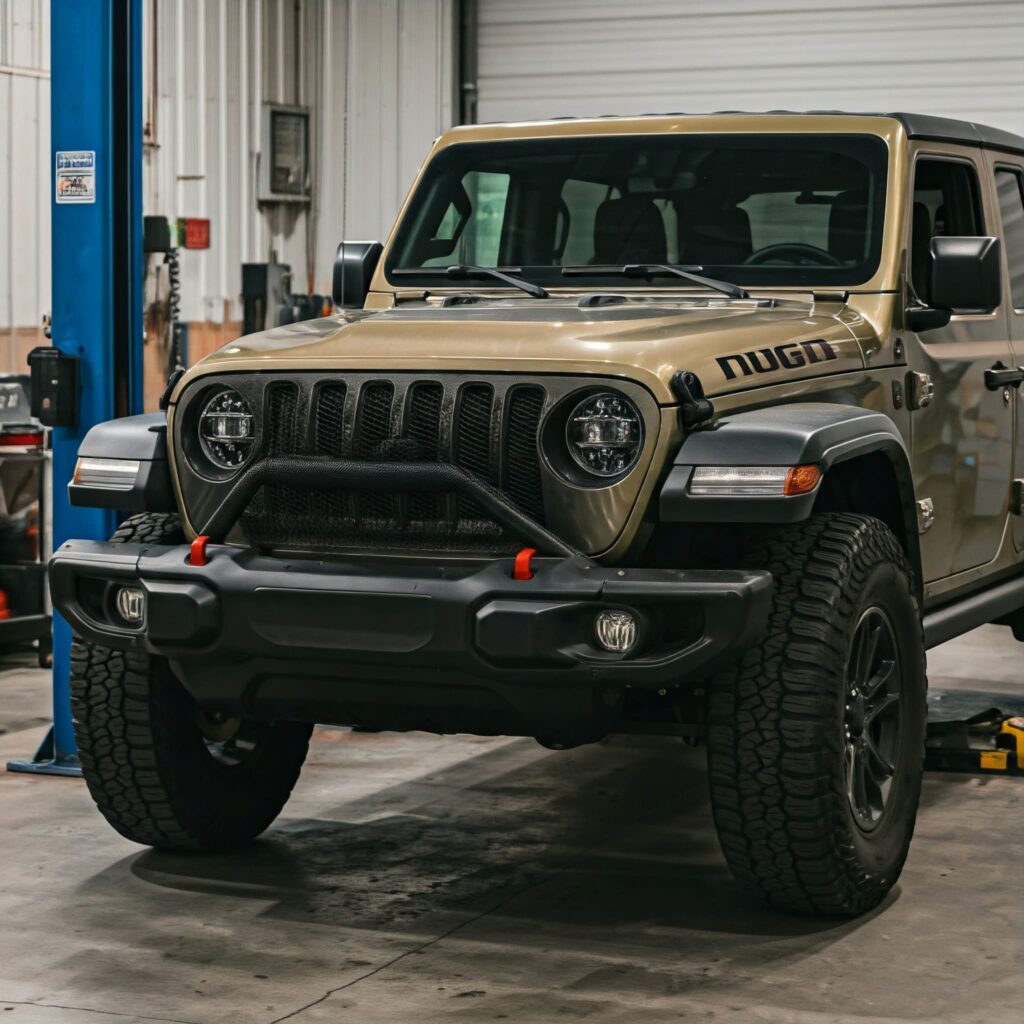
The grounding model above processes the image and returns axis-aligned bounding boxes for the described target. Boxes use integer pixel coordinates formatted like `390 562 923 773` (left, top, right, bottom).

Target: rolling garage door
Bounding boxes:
476 0 1024 136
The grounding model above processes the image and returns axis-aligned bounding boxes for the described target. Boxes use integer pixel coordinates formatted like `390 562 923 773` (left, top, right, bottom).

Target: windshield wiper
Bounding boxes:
392 264 548 299
562 263 749 300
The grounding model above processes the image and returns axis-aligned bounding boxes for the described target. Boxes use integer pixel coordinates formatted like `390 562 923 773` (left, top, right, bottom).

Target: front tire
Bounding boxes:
706 514 927 916
71 513 313 851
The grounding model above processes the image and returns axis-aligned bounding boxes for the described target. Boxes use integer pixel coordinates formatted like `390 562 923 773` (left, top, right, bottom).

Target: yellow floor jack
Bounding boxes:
925 710 1024 776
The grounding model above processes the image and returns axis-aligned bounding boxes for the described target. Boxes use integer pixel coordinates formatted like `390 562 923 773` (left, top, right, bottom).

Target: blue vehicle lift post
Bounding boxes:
7 0 144 776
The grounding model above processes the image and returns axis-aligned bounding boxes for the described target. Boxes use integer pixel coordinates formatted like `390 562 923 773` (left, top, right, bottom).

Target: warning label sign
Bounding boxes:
55 151 96 204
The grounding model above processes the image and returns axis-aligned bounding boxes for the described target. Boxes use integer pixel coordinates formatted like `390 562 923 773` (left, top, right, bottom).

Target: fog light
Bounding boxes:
595 610 637 653
114 586 145 626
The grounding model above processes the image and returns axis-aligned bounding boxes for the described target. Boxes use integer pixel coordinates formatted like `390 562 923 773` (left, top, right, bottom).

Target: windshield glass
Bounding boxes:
386 133 889 290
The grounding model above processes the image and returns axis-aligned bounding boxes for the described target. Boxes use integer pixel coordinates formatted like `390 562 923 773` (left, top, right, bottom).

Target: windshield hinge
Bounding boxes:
671 371 715 429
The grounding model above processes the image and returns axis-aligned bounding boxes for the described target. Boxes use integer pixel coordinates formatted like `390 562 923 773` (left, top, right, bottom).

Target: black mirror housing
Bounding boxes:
332 241 383 309
905 306 952 333
929 235 1001 312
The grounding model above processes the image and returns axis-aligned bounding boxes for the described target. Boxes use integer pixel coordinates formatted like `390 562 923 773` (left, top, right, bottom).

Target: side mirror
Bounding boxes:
930 235 1001 312
332 241 383 310
906 236 1001 333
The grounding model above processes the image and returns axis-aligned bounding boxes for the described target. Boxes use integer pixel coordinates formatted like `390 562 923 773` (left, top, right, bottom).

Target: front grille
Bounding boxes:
238 375 548 555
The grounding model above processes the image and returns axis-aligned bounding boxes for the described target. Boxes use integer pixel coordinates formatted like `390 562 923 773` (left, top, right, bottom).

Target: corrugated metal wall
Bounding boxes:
0 0 50 369
144 0 454 327
477 0 1024 136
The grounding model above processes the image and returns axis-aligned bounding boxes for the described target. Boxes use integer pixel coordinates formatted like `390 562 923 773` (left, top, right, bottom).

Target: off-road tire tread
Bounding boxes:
71 512 312 851
707 513 926 916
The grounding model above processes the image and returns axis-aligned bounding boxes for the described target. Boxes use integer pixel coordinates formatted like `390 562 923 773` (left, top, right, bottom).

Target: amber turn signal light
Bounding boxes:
783 464 822 496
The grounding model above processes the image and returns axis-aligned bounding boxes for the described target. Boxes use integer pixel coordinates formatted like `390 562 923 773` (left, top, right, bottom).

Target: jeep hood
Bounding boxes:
177 296 874 405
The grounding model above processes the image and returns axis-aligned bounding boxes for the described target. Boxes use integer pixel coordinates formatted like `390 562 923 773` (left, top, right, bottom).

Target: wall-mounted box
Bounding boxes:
28 347 79 428
259 104 311 204
177 217 210 249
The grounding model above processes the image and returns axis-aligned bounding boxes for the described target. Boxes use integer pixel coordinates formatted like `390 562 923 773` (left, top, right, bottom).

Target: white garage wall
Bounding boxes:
0 0 454 360
144 0 455 326
0 0 50 362
476 0 1024 136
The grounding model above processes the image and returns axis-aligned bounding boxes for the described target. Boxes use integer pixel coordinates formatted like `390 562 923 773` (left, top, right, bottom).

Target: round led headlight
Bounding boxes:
566 391 644 478
198 388 256 469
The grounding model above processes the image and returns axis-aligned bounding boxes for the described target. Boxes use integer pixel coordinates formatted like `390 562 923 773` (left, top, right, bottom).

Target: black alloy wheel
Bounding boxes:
844 606 903 831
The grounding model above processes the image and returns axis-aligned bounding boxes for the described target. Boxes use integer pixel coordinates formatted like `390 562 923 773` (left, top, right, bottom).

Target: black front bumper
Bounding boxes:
50 542 771 740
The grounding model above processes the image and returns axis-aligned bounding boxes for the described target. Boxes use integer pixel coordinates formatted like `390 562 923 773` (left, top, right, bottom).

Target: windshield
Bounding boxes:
386 133 889 290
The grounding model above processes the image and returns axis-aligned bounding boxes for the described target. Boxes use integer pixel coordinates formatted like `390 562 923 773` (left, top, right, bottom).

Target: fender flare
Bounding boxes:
658 401 919 565
68 412 177 513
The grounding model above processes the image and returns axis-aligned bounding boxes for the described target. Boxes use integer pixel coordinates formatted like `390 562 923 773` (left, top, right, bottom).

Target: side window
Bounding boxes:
996 168 1024 310
911 159 983 303
422 171 510 267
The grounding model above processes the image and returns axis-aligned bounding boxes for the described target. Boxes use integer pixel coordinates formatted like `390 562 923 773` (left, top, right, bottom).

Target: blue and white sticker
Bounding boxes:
55 150 96 204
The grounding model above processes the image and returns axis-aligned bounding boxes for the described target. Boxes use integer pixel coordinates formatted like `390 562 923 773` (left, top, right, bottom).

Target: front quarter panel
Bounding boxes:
658 402 920 576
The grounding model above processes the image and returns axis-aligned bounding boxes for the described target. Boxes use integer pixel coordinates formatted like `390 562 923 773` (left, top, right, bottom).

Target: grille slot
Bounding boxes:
406 382 445 521
310 383 348 524
233 375 549 555
355 382 396 521
313 383 347 457
454 384 495 521
267 383 302 456
504 386 546 523
245 384 305 543
406 382 443 459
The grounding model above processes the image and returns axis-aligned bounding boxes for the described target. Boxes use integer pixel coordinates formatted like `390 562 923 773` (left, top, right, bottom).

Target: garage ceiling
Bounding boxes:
476 0 1024 136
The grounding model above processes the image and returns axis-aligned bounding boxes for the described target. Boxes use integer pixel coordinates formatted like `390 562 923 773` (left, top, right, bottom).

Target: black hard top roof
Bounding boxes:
532 110 1024 158
873 112 1022 157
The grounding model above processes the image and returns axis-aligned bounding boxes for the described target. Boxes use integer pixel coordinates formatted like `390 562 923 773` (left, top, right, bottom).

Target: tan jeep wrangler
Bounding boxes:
53 112 1024 916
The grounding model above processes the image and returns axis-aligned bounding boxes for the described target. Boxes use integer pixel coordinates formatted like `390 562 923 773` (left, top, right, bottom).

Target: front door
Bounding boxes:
905 151 1016 580
994 160 1024 553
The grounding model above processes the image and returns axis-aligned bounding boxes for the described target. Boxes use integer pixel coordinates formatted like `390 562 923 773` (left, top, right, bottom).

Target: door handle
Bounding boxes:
984 362 1024 390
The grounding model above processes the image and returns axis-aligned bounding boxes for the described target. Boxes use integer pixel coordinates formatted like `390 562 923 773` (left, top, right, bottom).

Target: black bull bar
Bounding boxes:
194 455 581 556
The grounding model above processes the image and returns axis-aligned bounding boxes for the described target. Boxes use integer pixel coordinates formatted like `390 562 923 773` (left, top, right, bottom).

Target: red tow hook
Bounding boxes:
512 547 537 581
189 535 211 567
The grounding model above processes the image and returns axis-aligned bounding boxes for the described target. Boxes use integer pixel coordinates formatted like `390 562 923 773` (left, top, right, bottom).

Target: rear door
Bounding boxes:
993 159 1024 554
905 148 1016 579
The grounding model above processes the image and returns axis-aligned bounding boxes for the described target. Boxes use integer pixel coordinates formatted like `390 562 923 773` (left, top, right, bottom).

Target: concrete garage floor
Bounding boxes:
0 628 1020 1024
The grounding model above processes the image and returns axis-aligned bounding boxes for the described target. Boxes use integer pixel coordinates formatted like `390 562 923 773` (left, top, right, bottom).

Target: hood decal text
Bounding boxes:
716 339 838 381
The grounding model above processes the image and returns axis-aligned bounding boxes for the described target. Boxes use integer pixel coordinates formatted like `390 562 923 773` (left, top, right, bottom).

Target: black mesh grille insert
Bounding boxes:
407 382 444 521
313 383 346 457
311 383 348 524
504 386 546 523
454 384 494 520
406 382 443 458
245 383 305 544
354 382 394 458
355 382 395 520
268 383 302 456
232 375 549 556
